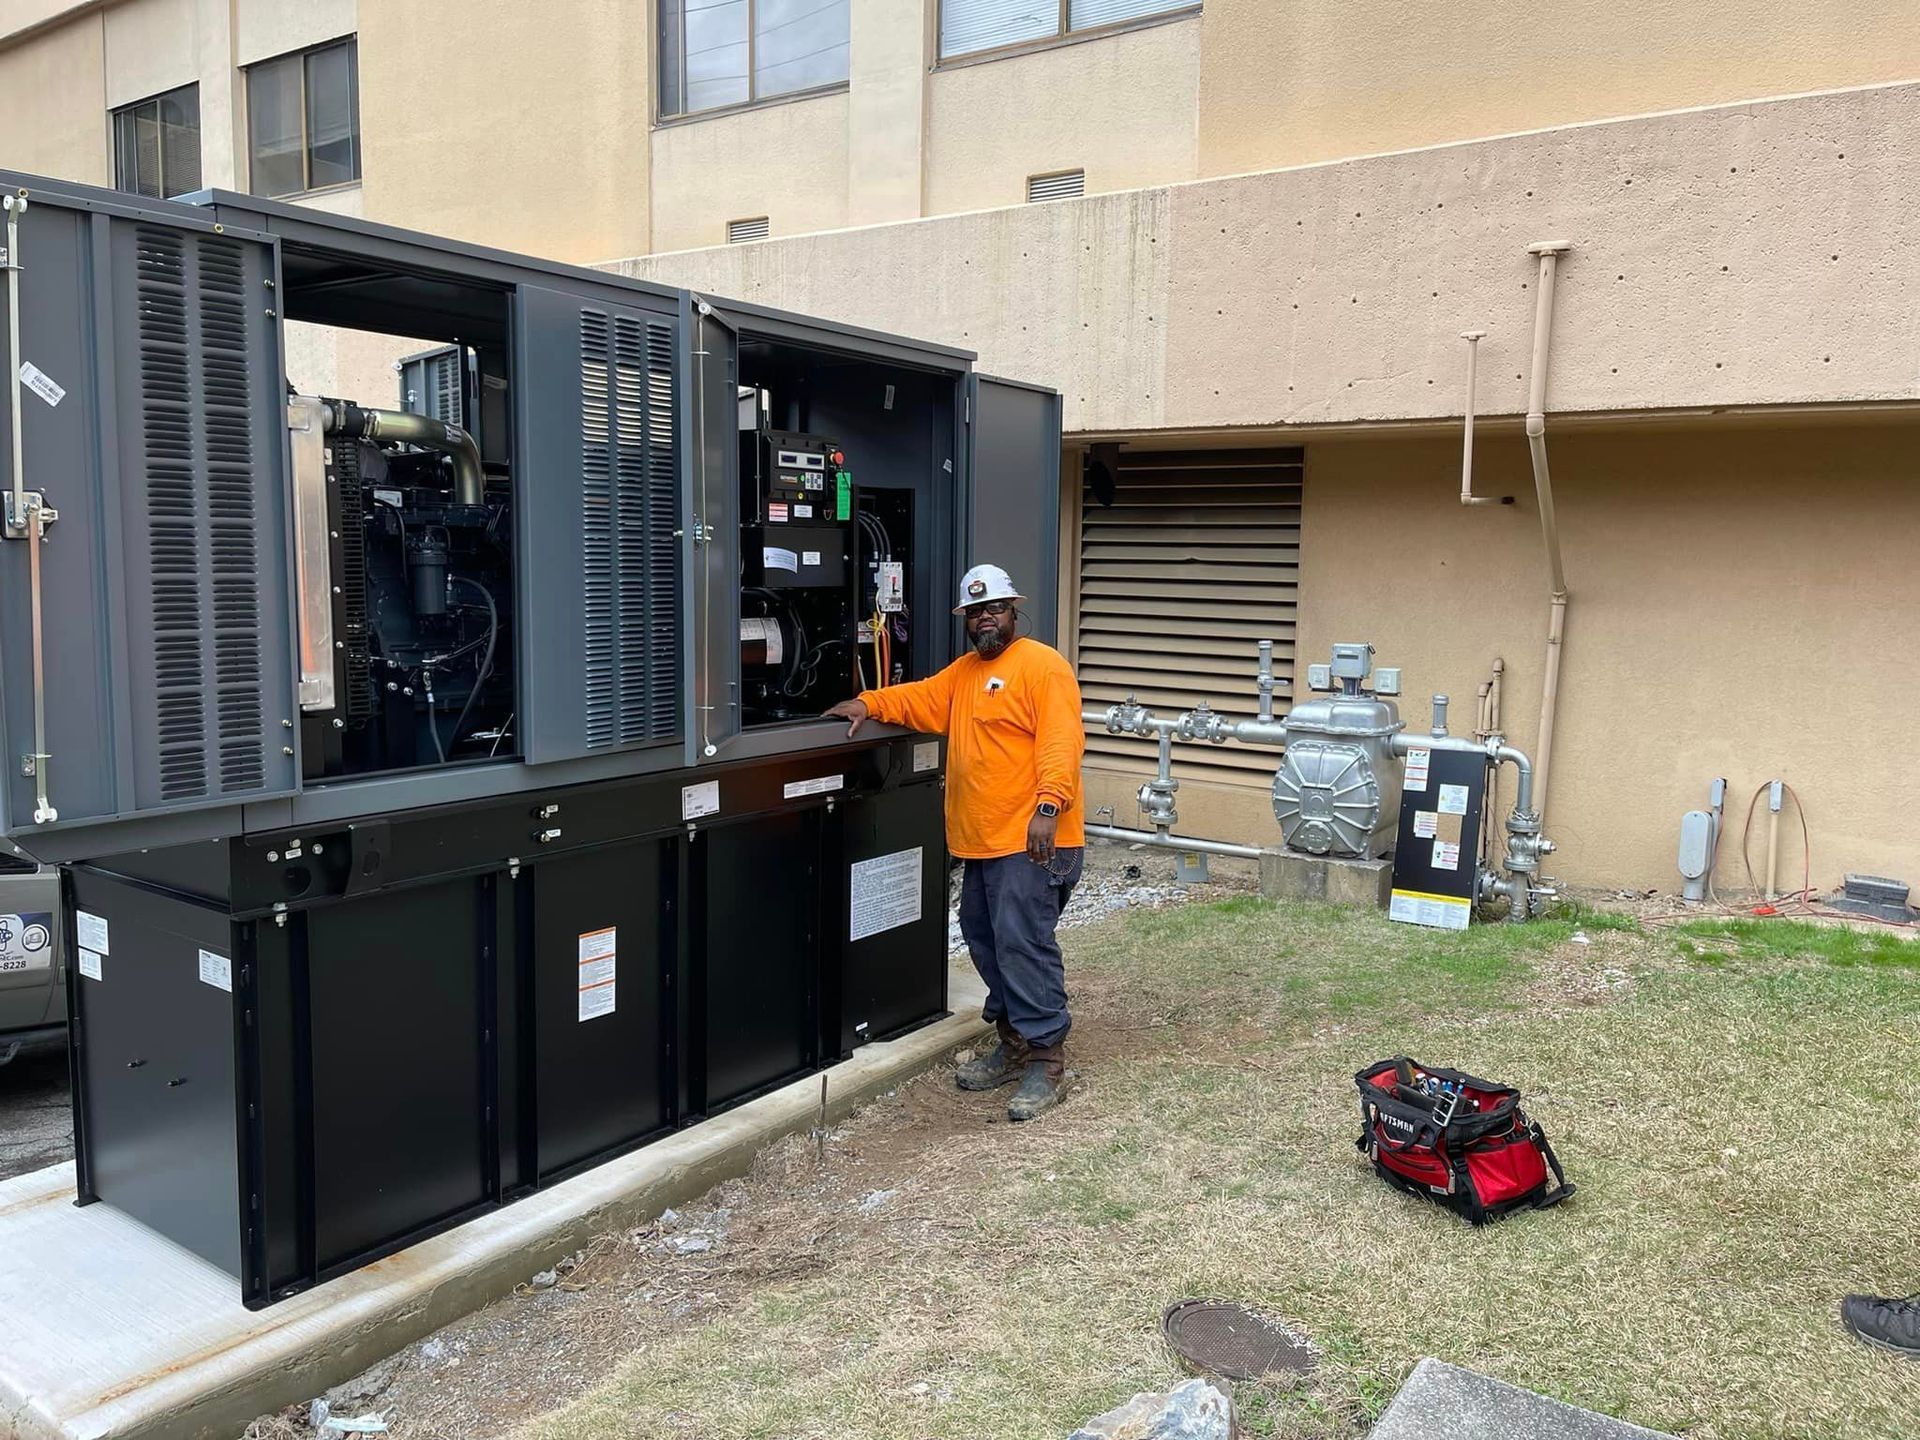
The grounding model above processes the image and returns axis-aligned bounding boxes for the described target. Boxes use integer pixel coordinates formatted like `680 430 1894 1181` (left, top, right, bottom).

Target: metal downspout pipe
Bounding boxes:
1524 241 1573 824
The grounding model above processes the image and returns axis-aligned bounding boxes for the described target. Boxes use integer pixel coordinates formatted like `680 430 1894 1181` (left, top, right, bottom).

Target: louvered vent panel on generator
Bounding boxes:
579 309 617 749
577 308 680 750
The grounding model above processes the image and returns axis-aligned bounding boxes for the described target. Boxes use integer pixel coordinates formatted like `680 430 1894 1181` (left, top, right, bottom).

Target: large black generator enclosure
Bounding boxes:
0 171 1061 1306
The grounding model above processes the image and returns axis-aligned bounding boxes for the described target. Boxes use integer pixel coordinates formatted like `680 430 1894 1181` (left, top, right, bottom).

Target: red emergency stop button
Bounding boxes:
830 450 844 465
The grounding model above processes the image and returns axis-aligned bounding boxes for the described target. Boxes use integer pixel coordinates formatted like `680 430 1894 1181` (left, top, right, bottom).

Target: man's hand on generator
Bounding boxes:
824 698 871 737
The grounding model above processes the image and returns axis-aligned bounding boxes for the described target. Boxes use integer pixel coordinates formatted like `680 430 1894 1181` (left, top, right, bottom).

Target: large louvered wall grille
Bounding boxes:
135 225 269 801
1078 449 1303 785
578 308 680 749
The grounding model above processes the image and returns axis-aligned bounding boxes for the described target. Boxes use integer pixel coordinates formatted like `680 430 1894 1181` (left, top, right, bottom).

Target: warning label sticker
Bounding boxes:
197 948 233 993
1431 840 1462 871
850 847 923 942
763 547 798 572
1390 889 1471 931
912 740 940 773
76 910 110 954
783 774 844 800
766 502 789 523
1404 748 1430 793
78 947 103 981
1412 810 1438 840
0 913 53 974
578 926 617 1022
1437 783 1469 816
681 780 720 820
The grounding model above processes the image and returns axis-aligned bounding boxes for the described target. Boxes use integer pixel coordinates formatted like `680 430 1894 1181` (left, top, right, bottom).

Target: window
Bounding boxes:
1027 169 1084 202
657 0 849 119
248 37 360 197
727 216 771 243
940 0 1196 60
112 85 201 199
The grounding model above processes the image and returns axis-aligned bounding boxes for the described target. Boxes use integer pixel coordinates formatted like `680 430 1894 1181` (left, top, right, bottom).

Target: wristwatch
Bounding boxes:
1035 801 1060 818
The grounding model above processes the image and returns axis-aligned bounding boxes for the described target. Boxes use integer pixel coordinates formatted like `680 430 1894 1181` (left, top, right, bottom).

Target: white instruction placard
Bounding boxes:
1412 810 1438 840
76 910 110 954
1436 783 1469 816
681 780 721 820
783 774 844 800
912 740 940 773
1390 889 1471 931
792 504 813 518
78 948 103 981
762 546 798 572
850 846 923 942
197 948 233 992
578 926 617 1022
1432 840 1462 871
801 550 822 567
1403 747 1430 793
19 361 65 408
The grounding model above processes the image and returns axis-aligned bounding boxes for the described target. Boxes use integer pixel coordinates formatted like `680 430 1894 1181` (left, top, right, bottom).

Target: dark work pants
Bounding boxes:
957 848 1084 1051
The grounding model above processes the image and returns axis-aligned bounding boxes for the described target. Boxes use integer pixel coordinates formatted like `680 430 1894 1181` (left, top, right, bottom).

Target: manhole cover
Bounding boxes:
1161 1299 1317 1381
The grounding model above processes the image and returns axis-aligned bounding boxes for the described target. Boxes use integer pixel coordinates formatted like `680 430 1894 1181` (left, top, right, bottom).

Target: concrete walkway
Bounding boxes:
0 962 987 1440
1372 1358 1680 1439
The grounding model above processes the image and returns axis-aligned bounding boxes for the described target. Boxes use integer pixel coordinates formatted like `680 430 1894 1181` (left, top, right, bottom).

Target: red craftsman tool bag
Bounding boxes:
1354 1057 1574 1224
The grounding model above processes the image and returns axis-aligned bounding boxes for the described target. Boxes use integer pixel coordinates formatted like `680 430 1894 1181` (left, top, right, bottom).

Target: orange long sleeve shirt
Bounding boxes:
859 637 1085 860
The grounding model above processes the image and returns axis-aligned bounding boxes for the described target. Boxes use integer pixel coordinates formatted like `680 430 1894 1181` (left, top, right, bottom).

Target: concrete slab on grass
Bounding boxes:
0 961 987 1440
1372 1358 1679 1439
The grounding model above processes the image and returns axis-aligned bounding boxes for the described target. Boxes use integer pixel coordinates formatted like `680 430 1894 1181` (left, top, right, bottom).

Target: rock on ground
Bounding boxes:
1068 1378 1234 1440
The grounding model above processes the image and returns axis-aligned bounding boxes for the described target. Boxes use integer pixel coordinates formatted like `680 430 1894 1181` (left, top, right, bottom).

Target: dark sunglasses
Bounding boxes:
964 601 1013 617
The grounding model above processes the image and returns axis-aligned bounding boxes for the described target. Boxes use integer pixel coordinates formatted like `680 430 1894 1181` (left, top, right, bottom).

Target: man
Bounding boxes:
826 564 1085 1121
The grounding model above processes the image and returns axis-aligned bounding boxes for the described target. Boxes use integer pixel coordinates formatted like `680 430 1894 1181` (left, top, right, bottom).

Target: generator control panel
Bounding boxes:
751 431 852 527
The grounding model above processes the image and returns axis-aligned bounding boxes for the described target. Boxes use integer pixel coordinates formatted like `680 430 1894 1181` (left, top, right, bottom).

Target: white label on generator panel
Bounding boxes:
0 913 52 973
783 773 845 799
912 740 940 773
78 947 103 981
19 361 64 408
578 926 617 1022
850 846 923 942
76 910 110 954
740 616 784 665
197 948 233 992
1412 810 1438 840
763 546 798 572
802 550 822 567
373 488 405 507
1436 783 1469 816
792 504 813 518
1390 889 1471 931
766 503 788 523
681 780 721 820
1431 840 1462 871
1403 748 1430 793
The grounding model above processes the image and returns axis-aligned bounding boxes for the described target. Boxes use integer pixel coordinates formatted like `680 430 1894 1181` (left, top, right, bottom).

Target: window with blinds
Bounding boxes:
112 84 201 200
1076 448 1302 784
940 0 1198 60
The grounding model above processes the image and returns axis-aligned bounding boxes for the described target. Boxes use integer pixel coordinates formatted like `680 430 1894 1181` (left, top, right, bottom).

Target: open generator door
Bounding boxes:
964 374 1063 645
0 182 297 850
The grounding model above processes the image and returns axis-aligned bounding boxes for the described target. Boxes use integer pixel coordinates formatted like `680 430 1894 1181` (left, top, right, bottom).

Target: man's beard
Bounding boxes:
970 626 1009 658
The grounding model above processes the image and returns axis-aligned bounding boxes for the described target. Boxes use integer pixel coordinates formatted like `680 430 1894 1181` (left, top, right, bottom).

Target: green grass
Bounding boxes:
520 897 1920 1440
1671 916 1920 968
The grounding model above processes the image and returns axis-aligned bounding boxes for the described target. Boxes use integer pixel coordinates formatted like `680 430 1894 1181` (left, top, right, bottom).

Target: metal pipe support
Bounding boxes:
1085 824 1263 861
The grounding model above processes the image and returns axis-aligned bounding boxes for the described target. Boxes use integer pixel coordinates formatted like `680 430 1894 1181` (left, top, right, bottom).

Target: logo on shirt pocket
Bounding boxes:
985 676 1005 693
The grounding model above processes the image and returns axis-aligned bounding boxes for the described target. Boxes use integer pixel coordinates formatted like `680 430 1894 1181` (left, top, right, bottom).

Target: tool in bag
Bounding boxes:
1354 1056 1574 1224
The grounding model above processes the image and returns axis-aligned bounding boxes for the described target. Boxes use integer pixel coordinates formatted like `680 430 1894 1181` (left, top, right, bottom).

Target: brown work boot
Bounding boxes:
956 1019 1028 1091
1007 1044 1069 1121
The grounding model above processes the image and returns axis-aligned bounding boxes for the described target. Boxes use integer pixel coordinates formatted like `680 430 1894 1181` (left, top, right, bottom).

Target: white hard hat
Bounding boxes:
953 563 1026 615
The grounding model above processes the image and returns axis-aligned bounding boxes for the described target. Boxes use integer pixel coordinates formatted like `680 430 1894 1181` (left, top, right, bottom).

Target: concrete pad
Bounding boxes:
1371 1358 1679 1440
0 961 988 1440
1259 849 1393 908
